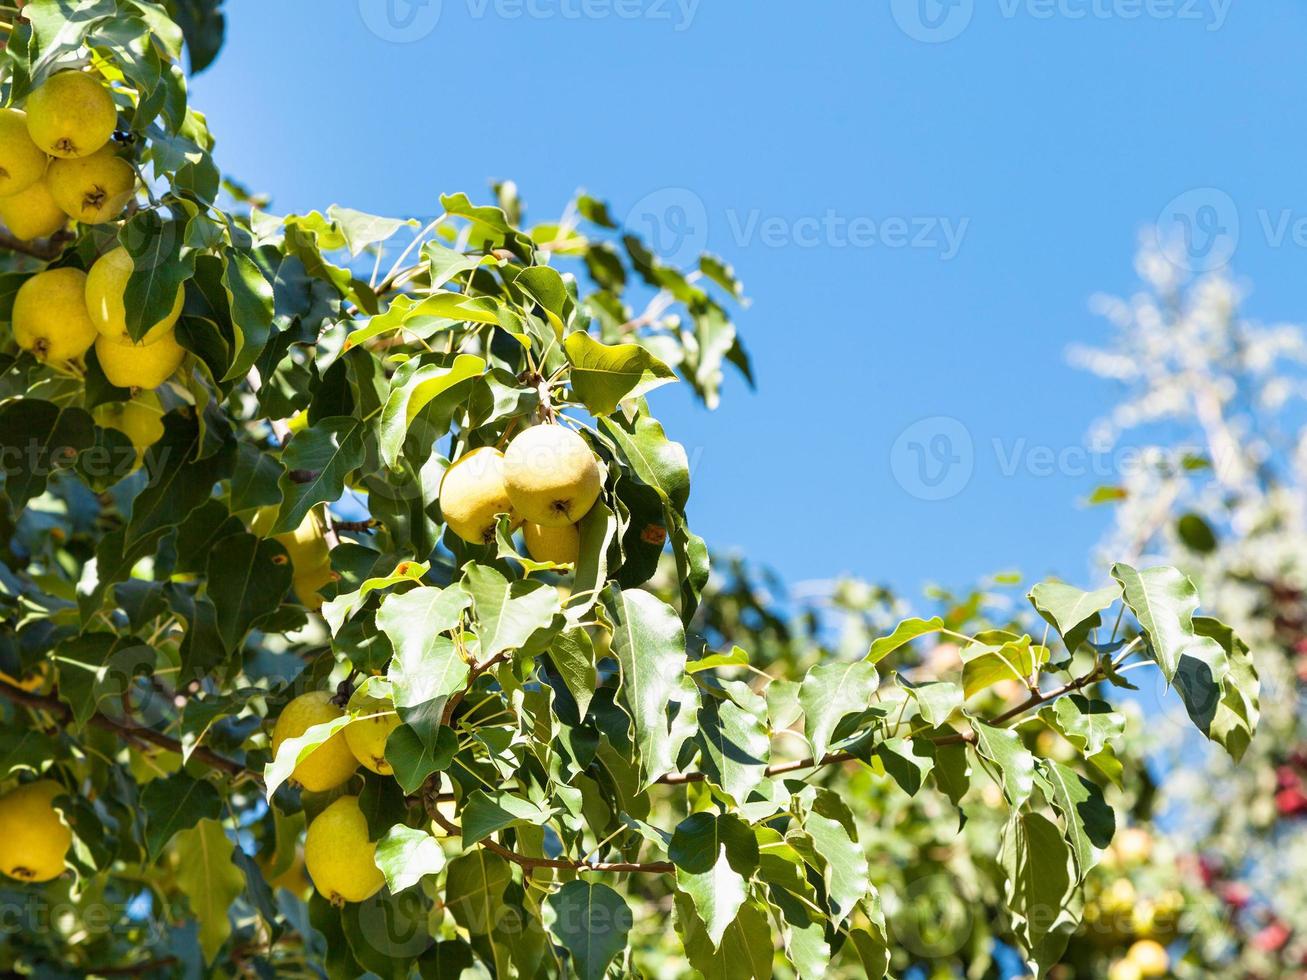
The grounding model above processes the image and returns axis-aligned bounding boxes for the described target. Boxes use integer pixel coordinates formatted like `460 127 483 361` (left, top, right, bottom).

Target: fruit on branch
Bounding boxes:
0 108 49 197
303 795 385 906
46 144 135 223
86 246 185 345
524 521 580 565
1112 827 1153 867
503 424 602 527
252 506 334 610
1126 939 1170 977
94 329 186 389
439 446 519 544
24 71 117 159
0 178 67 240
0 780 73 882
343 695 402 775
270 692 358 792
11 267 97 363
93 393 165 470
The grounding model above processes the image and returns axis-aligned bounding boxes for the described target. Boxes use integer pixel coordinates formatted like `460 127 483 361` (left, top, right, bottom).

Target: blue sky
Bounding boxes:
192 0 1307 598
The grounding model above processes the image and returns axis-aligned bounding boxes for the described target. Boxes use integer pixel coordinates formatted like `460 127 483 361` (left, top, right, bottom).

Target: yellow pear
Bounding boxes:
503 425 602 527
292 563 336 612
94 330 185 389
24 71 117 159
0 108 49 197
344 695 403 775
1108 961 1142 980
47 144 134 223
0 780 72 882
524 522 580 565
12 267 97 364
93 393 165 471
270 691 359 793
0 178 66 240
0 666 47 693
251 506 334 610
86 246 184 345
304 795 385 906
439 446 519 544
1127 940 1169 978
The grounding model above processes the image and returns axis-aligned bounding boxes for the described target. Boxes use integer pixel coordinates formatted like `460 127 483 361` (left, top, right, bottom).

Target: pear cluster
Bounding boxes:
438 424 602 565
270 690 403 905
0 72 134 242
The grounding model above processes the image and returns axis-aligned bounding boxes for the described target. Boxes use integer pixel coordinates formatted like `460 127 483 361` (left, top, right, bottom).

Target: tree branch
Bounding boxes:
0 679 256 782
422 778 673 874
0 228 73 261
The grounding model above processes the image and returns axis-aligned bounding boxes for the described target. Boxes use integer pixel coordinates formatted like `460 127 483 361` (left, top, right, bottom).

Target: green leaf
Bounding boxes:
464 564 561 662
961 635 1047 699
687 645 750 674
866 617 944 664
174 818 244 964
697 692 769 804
378 354 485 468
873 736 936 796
670 811 759 947
221 246 276 381
381 585 471 740
1039 695 1124 758
127 412 233 545
205 532 292 652
121 212 195 342
444 850 511 936
1038 759 1114 883
604 586 688 786
799 661 879 760
601 412 690 512
673 892 773 980
546 881 633 980
1194 617 1260 761
0 400 95 510
271 417 366 534
263 713 354 801
549 626 596 720
322 558 429 634
1177 512 1218 553
563 332 677 416
140 771 222 857
1028 581 1120 653
1112 563 1226 685
803 804 869 924
972 721 1036 807
386 723 457 795
901 678 962 726
460 789 551 844
374 825 446 893
1000 810 1079 975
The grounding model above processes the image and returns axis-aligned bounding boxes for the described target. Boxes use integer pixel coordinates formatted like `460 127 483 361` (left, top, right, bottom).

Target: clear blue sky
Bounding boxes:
192 0 1307 597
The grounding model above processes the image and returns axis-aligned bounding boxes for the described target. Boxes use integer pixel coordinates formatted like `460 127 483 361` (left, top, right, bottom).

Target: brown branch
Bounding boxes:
83 957 178 976
0 679 256 782
423 779 673 874
0 228 73 261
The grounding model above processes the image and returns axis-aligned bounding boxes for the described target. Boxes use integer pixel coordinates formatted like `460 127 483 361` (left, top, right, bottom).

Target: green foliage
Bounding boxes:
0 3 1262 977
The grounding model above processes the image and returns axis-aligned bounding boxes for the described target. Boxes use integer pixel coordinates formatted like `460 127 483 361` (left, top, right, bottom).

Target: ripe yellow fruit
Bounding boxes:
0 109 49 197
94 330 186 389
344 696 402 775
439 446 519 544
1108 960 1143 980
0 780 72 882
12 267 97 364
86 246 185 345
503 425 602 527
0 178 66 240
524 522 580 565
94 393 165 470
304 795 385 906
25 71 117 159
1128 939 1169 977
47 144 134 223
270 691 359 793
